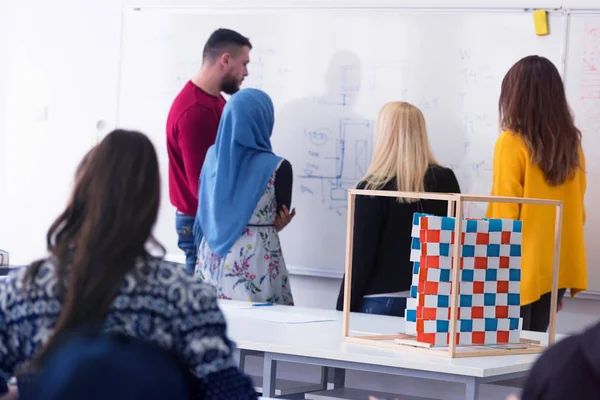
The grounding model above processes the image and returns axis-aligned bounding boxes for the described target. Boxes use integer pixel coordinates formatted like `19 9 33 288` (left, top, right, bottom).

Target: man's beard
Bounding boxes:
221 75 241 95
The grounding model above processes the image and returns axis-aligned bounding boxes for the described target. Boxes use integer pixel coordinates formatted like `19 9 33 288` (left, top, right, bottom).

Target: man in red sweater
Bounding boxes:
166 28 252 273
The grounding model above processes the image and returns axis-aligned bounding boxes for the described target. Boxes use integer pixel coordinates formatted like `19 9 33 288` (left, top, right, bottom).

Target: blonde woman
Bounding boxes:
335 102 460 316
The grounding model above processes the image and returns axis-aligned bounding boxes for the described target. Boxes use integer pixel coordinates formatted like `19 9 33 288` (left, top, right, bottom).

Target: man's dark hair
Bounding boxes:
202 28 252 62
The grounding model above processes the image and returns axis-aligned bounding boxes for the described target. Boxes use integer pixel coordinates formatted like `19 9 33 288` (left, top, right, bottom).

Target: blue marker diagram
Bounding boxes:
291 56 408 216
298 118 374 216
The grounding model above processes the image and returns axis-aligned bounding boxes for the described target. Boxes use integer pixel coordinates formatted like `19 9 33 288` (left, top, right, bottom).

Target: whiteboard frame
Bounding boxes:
123 3 564 13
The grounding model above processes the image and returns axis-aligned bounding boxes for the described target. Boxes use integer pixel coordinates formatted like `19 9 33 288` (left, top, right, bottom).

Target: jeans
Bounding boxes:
359 296 407 317
175 212 199 274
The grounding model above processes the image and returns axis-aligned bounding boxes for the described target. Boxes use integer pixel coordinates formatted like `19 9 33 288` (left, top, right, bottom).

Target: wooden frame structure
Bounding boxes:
342 190 563 358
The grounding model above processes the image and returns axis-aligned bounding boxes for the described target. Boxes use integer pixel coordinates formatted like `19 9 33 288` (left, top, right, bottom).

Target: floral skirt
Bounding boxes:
196 227 294 305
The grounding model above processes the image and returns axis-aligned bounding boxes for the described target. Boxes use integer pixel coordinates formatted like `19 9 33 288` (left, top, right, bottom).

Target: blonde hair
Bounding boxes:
362 101 438 202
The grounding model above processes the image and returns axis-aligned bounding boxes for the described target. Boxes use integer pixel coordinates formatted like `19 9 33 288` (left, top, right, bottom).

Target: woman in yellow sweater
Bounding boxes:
487 55 587 332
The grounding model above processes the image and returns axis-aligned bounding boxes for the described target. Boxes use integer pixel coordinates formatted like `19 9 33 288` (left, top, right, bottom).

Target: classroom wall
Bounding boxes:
3 0 600 336
0 3 11 230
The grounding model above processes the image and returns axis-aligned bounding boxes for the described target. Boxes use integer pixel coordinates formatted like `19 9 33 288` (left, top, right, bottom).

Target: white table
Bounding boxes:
219 300 557 400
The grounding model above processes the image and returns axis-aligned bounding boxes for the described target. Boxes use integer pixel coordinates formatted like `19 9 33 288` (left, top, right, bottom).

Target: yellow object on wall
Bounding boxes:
533 10 549 36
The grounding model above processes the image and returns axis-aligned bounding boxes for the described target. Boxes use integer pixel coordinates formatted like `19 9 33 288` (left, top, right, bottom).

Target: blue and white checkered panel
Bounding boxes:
492 294 509 306
411 213 427 237
405 213 431 336
426 268 441 283
458 332 473 346
508 305 520 318
462 257 475 269
405 297 417 335
437 282 452 296
456 318 519 333
405 213 523 345
508 269 521 282
440 230 454 244
510 257 522 269
435 307 448 320
441 216 456 231
423 243 441 257
437 256 453 269
422 318 520 336
423 294 451 308
410 261 420 299
422 320 446 333
460 281 474 295
486 218 522 233
463 232 477 246
459 269 486 282
429 268 451 283
459 307 472 320
508 281 520 293
426 217 442 230
510 232 523 245
496 269 509 281
410 237 421 262
489 232 501 243
483 306 499 318
405 320 416 336
509 330 521 343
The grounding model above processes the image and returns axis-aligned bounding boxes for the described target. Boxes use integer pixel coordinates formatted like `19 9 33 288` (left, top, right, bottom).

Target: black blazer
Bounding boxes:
336 165 461 312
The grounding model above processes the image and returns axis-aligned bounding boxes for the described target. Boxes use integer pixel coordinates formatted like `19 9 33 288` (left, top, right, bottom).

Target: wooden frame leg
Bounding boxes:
342 193 356 339
548 203 563 345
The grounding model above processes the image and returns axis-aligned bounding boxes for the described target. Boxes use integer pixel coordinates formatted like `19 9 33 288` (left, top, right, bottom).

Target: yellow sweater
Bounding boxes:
486 131 587 305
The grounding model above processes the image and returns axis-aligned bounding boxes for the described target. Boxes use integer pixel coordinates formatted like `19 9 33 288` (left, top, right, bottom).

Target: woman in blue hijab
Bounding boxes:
194 88 295 305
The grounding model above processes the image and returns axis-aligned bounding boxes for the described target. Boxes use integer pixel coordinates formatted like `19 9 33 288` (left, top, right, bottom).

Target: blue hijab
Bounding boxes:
194 89 282 257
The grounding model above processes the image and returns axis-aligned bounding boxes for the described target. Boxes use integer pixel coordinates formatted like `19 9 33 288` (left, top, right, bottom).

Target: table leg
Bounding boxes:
333 368 346 388
237 349 250 373
262 353 277 397
319 367 329 389
465 377 479 400
233 349 241 370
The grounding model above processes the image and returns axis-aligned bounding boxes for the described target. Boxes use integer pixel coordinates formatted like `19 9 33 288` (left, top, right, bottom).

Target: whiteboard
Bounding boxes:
565 13 600 293
117 7 565 277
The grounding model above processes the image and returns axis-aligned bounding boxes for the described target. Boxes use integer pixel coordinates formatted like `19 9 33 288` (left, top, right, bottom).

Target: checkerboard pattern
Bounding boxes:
404 213 522 347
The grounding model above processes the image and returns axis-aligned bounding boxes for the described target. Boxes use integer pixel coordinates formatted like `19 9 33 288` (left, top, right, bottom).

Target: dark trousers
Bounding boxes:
521 289 566 332
359 296 407 317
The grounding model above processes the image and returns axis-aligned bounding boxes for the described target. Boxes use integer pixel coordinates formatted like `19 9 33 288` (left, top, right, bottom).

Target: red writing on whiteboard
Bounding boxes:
582 24 600 133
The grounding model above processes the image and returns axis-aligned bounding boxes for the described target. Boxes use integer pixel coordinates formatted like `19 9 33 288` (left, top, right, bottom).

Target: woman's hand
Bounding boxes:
558 297 564 312
274 205 296 232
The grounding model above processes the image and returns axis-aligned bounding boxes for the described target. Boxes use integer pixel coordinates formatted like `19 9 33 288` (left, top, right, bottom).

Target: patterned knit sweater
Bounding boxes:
0 257 258 399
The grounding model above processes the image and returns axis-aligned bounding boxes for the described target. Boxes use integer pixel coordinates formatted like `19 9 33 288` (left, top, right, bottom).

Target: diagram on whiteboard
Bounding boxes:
581 23 600 135
297 118 373 216
287 53 410 216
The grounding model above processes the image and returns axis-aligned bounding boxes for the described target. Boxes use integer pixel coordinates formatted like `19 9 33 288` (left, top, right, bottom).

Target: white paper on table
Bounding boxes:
217 302 252 312
226 308 335 324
